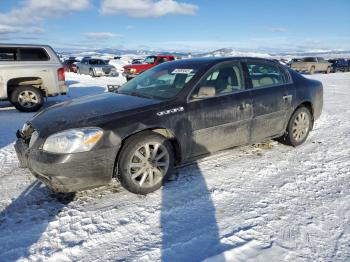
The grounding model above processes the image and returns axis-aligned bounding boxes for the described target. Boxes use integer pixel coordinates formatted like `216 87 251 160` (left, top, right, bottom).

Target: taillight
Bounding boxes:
58 67 65 81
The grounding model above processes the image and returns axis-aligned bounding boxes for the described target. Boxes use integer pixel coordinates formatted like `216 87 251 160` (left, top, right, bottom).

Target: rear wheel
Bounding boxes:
10 86 44 112
117 132 174 195
309 66 315 74
282 107 312 147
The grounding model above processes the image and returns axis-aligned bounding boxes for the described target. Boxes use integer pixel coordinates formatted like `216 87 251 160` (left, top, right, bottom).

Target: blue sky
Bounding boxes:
0 0 350 52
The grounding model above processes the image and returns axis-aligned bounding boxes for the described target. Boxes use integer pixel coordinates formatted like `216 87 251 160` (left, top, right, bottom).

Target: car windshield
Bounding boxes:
117 63 201 100
302 57 317 62
144 56 156 64
89 59 107 65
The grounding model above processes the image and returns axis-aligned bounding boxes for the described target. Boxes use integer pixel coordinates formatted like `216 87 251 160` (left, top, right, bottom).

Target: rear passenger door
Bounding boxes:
245 61 295 142
187 61 253 157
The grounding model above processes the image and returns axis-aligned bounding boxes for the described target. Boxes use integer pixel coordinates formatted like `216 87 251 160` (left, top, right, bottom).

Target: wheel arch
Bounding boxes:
7 77 46 97
288 101 314 130
113 127 182 177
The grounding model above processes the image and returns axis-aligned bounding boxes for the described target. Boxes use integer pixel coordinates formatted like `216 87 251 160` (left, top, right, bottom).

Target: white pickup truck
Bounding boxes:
0 44 68 112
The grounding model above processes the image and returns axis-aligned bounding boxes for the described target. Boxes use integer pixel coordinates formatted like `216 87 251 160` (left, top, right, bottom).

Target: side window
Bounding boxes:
157 57 168 64
0 48 17 61
19 48 49 61
191 63 244 99
247 62 287 88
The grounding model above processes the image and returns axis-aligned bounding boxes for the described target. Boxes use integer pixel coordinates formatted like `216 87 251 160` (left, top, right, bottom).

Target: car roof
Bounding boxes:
0 43 52 49
170 56 279 65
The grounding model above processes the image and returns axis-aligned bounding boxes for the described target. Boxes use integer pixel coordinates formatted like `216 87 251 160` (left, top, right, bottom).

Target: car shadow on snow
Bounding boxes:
0 181 75 261
161 121 229 261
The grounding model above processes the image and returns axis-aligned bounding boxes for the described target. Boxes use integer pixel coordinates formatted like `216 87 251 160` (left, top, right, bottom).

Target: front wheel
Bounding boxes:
117 132 174 195
325 67 331 74
10 86 44 112
282 107 312 147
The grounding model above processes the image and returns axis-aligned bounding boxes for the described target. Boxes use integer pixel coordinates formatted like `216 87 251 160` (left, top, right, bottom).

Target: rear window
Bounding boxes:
302 57 317 62
247 62 289 88
0 48 17 61
19 48 49 61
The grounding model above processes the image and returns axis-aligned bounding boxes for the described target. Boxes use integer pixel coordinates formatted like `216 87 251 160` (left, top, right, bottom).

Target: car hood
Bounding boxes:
92 64 114 68
124 64 152 69
31 92 161 135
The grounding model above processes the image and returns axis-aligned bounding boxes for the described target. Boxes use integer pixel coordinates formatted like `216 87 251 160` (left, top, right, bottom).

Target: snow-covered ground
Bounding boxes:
0 72 349 261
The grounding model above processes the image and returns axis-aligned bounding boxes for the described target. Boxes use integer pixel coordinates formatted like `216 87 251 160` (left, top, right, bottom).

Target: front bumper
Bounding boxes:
292 67 308 73
94 69 118 77
123 73 138 79
14 138 119 192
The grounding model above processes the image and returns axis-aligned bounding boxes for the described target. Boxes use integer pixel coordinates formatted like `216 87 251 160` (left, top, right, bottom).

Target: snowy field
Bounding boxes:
0 72 349 261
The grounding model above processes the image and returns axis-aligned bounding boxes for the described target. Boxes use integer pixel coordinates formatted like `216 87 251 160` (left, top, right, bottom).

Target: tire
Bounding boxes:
89 69 95 77
282 106 312 147
77 68 80 74
325 67 331 74
309 66 315 75
117 132 174 195
10 86 44 112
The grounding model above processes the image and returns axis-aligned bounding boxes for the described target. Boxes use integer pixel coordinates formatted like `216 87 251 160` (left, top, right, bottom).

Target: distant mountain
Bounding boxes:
57 47 188 58
197 48 273 58
56 46 350 60
277 49 350 58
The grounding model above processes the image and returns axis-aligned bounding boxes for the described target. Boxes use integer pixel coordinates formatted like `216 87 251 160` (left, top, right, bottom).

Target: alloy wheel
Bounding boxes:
18 90 39 108
292 112 310 142
128 143 170 188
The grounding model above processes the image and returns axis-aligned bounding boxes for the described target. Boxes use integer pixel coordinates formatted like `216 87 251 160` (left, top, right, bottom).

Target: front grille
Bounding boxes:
103 68 111 74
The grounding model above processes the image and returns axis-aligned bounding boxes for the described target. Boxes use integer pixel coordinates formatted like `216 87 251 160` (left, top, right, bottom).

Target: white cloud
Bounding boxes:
0 0 91 34
266 27 288 33
82 32 123 40
100 0 198 18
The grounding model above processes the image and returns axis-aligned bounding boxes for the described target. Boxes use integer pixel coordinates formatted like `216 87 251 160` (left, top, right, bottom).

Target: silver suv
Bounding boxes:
0 44 68 112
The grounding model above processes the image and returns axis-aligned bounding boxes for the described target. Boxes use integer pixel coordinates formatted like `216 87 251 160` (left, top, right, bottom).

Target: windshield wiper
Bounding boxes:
118 91 156 100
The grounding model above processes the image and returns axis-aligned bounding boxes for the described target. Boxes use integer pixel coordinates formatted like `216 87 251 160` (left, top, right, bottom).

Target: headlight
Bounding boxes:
43 127 103 154
130 68 136 73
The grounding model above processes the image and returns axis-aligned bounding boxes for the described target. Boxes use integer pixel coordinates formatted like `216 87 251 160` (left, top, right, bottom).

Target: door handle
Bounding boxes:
283 95 292 101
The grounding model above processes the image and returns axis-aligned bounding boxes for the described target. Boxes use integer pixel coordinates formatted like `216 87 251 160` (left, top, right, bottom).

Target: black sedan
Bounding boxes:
15 57 323 195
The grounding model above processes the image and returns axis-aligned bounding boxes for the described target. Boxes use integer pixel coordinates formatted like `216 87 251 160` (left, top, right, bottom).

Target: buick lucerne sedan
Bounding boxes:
15 57 323 195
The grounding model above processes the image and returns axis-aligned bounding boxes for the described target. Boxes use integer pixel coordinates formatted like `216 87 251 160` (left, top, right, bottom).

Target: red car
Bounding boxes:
63 58 79 73
123 55 175 81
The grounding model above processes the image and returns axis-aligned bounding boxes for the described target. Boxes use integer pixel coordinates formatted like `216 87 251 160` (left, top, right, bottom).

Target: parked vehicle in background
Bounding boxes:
123 55 175 81
63 57 79 73
287 58 301 67
328 59 349 72
290 57 331 74
0 44 67 112
76 58 117 77
15 57 323 195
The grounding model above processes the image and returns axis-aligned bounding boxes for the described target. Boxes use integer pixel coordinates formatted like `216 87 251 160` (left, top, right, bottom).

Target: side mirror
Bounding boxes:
107 84 121 92
192 86 216 99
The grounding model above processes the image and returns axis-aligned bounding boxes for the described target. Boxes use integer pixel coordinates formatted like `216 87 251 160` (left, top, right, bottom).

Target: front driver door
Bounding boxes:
187 61 253 157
